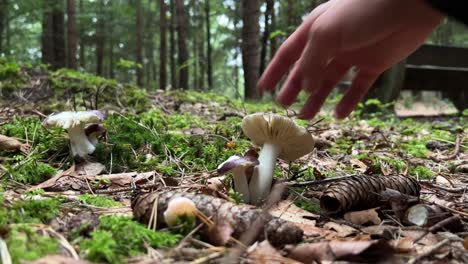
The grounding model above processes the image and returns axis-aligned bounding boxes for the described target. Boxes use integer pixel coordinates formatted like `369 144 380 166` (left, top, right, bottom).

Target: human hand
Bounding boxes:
258 0 443 119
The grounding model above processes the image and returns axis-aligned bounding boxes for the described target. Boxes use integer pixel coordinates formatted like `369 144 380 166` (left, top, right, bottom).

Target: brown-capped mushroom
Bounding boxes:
241 113 314 204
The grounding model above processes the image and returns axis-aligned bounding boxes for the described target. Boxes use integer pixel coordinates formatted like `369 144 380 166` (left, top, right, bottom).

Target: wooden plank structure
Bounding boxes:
367 44 468 110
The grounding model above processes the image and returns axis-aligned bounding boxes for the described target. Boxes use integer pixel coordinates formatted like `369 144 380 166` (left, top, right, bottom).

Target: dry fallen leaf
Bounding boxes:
248 240 301 264
435 176 451 187
270 200 321 237
75 161 106 176
350 158 368 173
29 255 90 264
288 240 394 263
344 208 382 226
391 237 415 253
0 134 30 153
323 222 358 237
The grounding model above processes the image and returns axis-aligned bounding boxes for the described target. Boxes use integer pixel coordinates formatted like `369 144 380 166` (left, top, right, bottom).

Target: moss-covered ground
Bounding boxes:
0 60 466 263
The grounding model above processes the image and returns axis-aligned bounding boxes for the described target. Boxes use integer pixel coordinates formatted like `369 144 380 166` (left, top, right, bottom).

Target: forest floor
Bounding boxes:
0 64 467 264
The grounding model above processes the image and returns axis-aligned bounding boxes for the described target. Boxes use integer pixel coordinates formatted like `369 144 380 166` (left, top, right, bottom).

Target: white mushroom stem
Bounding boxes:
249 143 281 205
68 125 96 158
231 167 250 203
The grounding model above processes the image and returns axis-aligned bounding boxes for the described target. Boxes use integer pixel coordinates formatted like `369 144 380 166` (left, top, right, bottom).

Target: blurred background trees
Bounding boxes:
0 0 466 100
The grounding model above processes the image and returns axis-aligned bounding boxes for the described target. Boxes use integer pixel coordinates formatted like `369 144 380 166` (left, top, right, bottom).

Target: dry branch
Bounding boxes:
131 190 303 247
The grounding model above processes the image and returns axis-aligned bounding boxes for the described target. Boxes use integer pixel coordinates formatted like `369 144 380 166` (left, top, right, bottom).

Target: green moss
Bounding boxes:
295 198 321 214
0 58 28 93
80 215 180 263
7 157 57 184
401 139 429 158
410 165 434 179
9 198 62 224
78 194 123 208
6 225 59 263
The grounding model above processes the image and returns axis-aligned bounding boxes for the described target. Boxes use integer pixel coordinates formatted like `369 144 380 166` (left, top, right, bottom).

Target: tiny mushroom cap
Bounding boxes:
217 155 259 203
85 123 107 146
163 197 198 226
43 110 105 158
241 113 314 204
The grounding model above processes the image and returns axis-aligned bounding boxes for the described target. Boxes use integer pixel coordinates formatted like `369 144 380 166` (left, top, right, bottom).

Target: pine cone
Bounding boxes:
132 191 303 247
320 175 420 214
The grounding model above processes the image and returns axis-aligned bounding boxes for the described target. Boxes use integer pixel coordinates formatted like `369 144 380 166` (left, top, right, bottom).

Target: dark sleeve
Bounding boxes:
425 0 468 25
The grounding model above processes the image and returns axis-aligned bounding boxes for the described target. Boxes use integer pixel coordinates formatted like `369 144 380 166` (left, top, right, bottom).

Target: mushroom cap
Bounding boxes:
217 155 259 175
85 123 107 137
43 111 105 130
163 197 197 226
241 113 314 161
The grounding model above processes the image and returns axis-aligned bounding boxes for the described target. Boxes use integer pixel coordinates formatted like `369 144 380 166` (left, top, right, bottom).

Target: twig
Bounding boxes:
190 251 225 264
432 202 468 219
430 134 462 162
413 216 460 244
287 175 355 187
95 182 160 194
408 238 452 264
420 181 467 193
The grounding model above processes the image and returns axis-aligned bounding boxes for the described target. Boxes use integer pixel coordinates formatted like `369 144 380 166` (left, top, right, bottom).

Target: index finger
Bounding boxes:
257 2 331 92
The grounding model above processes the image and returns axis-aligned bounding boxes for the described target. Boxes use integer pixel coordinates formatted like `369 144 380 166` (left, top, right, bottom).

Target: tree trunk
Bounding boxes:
95 0 105 76
190 0 198 90
159 0 167 90
169 0 177 89
241 0 261 99
135 0 144 86
197 3 205 90
42 0 66 69
260 0 273 75
78 0 85 69
0 0 7 53
53 1 66 69
67 0 77 69
205 0 213 89
287 0 295 33
269 1 277 60
175 0 189 90
145 0 155 86
108 0 114 78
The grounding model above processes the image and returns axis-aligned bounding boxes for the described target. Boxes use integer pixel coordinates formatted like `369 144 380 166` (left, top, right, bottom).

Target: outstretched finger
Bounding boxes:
258 2 332 92
335 70 380 119
277 62 304 107
299 61 350 119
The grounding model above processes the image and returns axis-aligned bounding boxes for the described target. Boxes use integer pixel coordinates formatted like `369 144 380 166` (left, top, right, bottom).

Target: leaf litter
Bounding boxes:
0 89 467 263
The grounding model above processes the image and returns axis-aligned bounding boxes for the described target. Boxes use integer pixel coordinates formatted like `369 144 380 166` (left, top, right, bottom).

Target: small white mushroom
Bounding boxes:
163 197 197 226
43 111 105 158
217 155 259 203
241 113 314 205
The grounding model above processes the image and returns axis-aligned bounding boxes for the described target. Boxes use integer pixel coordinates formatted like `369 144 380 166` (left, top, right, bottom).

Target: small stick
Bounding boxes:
190 251 225 264
420 181 466 193
287 175 355 187
431 134 462 162
408 238 452 264
413 215 460 243
433 202 468 219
